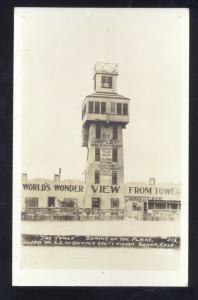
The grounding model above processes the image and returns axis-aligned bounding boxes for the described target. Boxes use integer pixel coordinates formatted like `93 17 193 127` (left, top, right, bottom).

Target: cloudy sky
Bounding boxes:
15 8 189 183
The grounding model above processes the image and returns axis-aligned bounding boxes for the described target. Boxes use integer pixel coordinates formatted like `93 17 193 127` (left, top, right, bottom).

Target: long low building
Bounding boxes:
21 174 181 221
125 178 180 221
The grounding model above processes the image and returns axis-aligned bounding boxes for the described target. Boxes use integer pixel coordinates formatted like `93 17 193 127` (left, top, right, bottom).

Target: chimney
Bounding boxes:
149 178 155 185
54 174 60 182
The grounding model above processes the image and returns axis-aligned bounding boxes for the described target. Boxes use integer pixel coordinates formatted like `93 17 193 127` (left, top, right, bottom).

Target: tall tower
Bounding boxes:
82 62 130 219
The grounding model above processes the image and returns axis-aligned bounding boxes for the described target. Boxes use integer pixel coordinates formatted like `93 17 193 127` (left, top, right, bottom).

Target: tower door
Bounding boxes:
92 198 100 209
48 197 55 207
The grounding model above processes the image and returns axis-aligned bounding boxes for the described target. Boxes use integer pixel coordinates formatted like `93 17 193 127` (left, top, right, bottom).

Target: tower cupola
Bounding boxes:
82 62 130 130
93 62 118 93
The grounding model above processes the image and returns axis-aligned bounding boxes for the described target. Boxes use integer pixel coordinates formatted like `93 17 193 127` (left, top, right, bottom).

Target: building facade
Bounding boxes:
21 173 84 220
81 62 130 219
21 173 181 221
125 178 181 221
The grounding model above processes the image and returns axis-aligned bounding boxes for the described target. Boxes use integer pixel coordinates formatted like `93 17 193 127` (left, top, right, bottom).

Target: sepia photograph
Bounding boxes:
13 8 189 286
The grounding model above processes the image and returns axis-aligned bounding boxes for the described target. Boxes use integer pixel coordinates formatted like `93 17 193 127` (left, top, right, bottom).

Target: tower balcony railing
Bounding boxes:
82 96 130 127
82 111 129 128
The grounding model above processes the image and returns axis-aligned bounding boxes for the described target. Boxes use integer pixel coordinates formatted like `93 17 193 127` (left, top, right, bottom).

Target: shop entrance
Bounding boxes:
143 201 148 220
48 197 55 207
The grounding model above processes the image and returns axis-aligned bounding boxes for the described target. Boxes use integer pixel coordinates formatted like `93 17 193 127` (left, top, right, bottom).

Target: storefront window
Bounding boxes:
155 202 166 209
48 197 55 207
132 201 142 211
62 199 76 208
168 203 178 210
148 202 154 209
111 198 119 208
25 197 38 208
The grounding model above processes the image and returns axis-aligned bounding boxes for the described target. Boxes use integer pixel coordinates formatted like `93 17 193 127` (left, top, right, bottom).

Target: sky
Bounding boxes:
15 8 189 183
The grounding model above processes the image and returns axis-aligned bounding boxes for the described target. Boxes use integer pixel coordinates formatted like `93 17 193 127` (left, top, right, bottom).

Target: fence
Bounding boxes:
21 208 125 221
144 210 180 221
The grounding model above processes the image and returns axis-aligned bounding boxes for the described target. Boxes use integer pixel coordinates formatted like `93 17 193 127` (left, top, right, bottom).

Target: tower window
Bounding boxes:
95 170 100 184
96 124 101 139
113 125 118 139
107 76 112 88
111 198 119 208
123 103 128 115
112 171 117 185
88 101 94 113
112 148 118 162
117 103 122 115
101 76 106 87
111 102 116 114
95 102 100 114
101 102 106 114
95 148 100 161
101 76 112 88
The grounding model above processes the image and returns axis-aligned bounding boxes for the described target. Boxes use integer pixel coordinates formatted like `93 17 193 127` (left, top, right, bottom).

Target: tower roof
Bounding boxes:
94 62 118 77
